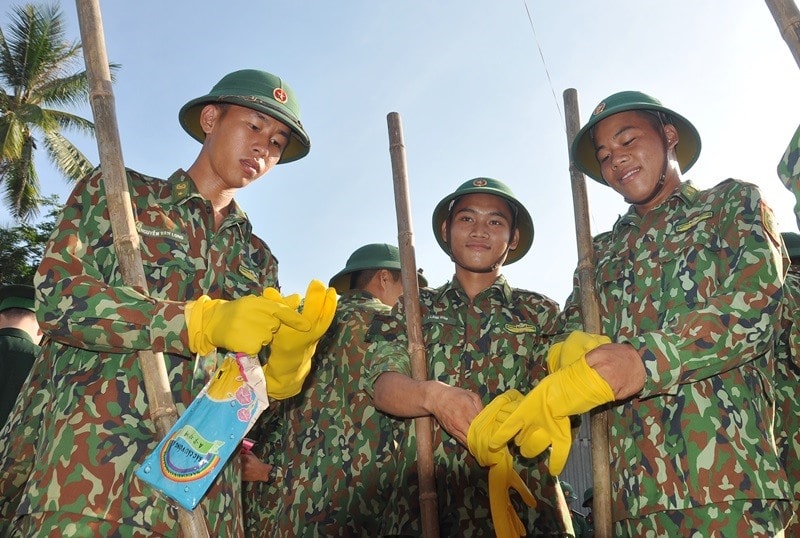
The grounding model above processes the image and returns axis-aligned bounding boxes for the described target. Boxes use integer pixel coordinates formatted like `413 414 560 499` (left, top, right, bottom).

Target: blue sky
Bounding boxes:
4 1 800 304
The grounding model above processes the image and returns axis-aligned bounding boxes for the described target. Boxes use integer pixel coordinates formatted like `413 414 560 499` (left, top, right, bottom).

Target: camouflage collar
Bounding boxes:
618 181 698 227
168 169 249 224
436 274 513 304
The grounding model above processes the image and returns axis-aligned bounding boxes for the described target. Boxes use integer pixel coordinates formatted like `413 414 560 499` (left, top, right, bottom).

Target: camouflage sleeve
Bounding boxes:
632 183 785 396
362 309 412 397
777 123 800 229
33 170 187 355
785 271 800 367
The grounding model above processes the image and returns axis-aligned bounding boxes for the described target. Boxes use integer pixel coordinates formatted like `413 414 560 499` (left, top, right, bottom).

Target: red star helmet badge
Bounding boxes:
593 102 606 116
273 88 288 103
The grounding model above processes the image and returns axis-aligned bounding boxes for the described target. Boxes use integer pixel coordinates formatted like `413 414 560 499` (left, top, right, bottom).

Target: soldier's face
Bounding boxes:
593 110 680 210
201 104 290 188
443 193 519 273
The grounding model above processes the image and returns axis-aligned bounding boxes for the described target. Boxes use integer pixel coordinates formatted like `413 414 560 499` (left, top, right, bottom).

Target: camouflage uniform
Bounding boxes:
3 168 278 536
244 290 401 537
561 180 792 535
366 275 570 537
778 123 800 229
775 264 800 533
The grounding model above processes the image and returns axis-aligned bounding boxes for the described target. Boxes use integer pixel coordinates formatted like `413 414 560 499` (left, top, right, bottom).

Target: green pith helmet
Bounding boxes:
328 243 428 292
571 90 702 184
179 69 310 164
432 178 533 265
561 481 578 502
0 284 35 313
582 487 594 508
782 232 800 264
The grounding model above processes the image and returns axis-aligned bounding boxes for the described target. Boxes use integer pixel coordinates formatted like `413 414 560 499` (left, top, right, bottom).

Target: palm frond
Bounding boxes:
42 130 93 181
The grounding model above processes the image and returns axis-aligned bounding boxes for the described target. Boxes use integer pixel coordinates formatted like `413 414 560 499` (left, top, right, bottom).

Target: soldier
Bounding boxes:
775 231 800 534
0 69 336 535
0 284 41 428
243 243 427 536
366 178 571 536
581 487 594 537
778 123 800 228
561 481 590 538
489 91 791 535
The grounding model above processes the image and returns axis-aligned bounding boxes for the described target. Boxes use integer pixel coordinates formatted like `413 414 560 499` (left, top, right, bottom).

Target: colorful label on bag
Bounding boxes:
159 425 224 483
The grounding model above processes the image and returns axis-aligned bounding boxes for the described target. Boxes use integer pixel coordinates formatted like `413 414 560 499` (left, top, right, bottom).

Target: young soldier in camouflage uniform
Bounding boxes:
242 243 427 536
775 232 800 533
489 91 792 535
0 69 336 536
366 178 571 536
0 285 41 428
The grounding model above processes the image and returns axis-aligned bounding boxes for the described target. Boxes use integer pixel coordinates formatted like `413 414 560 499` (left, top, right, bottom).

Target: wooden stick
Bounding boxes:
563 88 613 538
386 112 440 538
74 1 210 535
765 0 800 69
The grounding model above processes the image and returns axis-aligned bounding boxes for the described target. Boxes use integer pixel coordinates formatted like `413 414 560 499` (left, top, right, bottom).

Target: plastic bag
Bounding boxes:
135 352 269 510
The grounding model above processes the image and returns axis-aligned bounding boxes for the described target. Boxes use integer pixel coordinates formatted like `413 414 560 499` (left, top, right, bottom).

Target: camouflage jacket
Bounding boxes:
778 122 800 229
562 180 791 521
365 275 571 537
244 290 401 537
774 266 800 506
9 168 278 535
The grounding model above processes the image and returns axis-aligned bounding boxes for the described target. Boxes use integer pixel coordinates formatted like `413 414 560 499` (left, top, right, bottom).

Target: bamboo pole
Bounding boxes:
765 0 800 69
562 88 613 538
386 112 440 538
74 1 209 535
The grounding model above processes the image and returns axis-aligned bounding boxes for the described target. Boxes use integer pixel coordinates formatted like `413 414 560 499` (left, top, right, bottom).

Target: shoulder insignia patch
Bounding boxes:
675 211 714 233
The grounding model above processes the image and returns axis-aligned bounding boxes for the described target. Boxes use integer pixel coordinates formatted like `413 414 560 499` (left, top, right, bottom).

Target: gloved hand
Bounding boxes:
468 389 535 538
489 357 614 475
261 280 337 400
185 294 312 356
547 330 611 373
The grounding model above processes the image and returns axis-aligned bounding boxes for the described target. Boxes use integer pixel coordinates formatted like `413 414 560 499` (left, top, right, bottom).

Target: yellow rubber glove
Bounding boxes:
261 280 337 400
489 357 614 476
547 330 612 374
185 294 312 356
468 389 536 538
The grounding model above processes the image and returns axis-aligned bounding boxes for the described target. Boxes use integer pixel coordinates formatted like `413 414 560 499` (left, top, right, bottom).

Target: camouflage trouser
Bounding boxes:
614 499 792 537
9 512 161 537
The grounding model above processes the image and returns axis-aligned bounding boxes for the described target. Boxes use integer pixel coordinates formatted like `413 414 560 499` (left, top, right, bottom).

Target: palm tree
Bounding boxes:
0 3 111 221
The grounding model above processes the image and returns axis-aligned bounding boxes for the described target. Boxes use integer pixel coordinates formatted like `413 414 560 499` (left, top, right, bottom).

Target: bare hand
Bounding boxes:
240 451 273 482
425 381 484 446
586 343 646 399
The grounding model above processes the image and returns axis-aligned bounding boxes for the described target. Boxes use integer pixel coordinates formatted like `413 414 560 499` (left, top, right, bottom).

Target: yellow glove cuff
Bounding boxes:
547 330 611 373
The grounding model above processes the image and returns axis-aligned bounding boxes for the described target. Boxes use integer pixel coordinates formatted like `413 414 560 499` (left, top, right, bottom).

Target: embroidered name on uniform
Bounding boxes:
238 266 258 281
505 322 538 334
423 314 458 326
675 211 713 233
137 223 187 242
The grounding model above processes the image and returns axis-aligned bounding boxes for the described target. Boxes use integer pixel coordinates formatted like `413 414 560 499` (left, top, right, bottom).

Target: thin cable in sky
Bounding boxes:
523 1 564 130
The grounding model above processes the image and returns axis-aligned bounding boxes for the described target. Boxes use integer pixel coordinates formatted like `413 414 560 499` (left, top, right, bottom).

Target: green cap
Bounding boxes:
582 487 594 508
571 90 701 184
783 232 800 264
328 243 428 292
179 69 310 164
432 177 533 265
561 481 578 502
0 284 35 313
